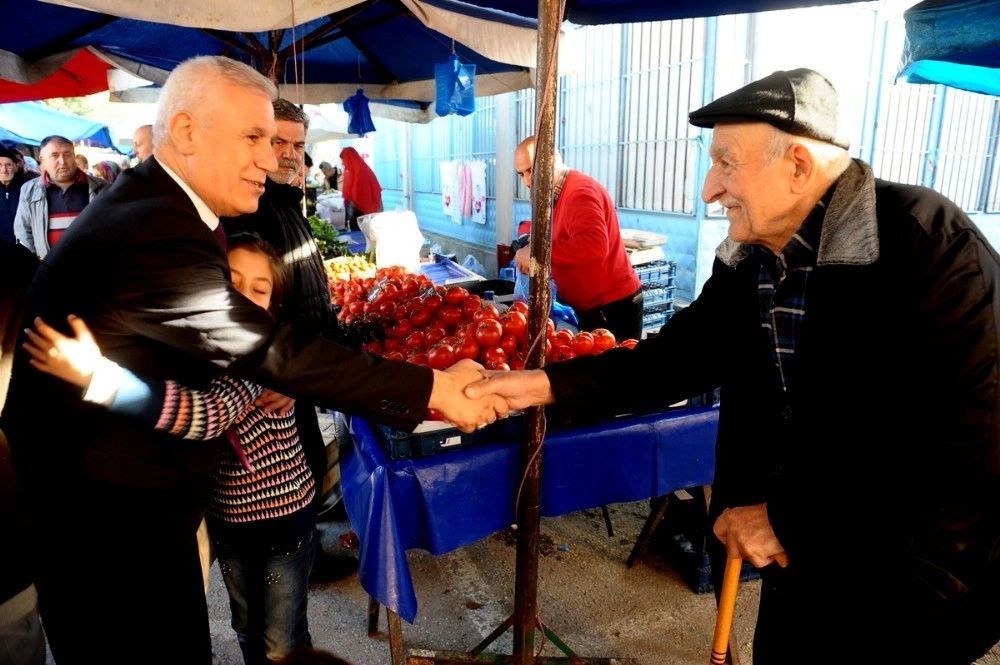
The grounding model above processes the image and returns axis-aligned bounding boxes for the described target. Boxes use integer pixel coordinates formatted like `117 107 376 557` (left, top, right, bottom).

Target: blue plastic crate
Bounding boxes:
419 256 484 286
642 284 676 307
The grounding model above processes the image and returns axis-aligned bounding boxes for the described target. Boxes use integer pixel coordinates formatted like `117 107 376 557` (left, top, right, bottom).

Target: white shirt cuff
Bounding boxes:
82 357 124 407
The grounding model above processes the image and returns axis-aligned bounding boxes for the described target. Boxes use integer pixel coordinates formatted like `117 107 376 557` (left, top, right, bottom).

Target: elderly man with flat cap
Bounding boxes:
467 68 1000 664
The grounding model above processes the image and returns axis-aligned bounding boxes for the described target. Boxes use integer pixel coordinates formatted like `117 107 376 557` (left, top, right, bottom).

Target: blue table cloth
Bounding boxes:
339 405 719 623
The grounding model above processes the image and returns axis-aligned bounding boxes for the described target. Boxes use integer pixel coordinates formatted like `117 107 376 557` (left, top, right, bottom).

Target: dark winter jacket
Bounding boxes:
544 159 1000 655
0 172 25 244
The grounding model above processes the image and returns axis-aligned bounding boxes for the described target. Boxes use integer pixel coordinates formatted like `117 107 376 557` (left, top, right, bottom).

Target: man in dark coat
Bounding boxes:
0 148 26 244
468 69 1000 664
0 55 503 665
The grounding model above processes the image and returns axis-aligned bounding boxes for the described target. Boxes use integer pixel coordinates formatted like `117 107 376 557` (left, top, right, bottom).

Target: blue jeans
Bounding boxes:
215 528 316 665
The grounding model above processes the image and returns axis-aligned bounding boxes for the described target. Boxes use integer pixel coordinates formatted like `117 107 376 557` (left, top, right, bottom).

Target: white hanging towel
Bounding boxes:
440 159 461 223
460 162 473 219
469 160 487 224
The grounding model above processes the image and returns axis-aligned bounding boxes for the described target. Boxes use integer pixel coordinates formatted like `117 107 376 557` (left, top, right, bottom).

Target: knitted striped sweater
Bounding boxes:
110 368 316 526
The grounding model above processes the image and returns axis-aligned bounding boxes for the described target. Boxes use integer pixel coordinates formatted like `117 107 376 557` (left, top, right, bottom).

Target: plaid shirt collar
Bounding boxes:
754 195 829 392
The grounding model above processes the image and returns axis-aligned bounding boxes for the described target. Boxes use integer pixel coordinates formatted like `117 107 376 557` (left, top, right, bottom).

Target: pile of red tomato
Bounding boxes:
330 265 639 371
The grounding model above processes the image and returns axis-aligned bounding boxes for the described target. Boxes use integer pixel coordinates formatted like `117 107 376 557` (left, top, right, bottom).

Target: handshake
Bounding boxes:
427 359 555 433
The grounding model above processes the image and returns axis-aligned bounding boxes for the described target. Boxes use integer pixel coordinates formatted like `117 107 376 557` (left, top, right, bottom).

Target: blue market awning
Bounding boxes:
897 0 1000 96
0 101 119 150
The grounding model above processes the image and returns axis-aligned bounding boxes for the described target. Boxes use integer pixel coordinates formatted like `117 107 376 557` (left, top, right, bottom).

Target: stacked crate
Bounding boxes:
636 259 677 337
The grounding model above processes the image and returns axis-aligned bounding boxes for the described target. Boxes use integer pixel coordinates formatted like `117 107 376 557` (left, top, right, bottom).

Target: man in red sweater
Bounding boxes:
513 136 643 341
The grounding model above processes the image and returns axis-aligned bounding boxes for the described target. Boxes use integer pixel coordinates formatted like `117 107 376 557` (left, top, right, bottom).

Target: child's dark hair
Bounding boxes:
226 231 289 311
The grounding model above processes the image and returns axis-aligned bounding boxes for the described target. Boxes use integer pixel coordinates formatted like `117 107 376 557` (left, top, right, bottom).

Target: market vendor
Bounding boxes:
512 136 643 341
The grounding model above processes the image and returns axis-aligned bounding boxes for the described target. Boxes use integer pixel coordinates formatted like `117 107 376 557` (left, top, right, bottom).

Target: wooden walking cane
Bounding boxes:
709 557 743 665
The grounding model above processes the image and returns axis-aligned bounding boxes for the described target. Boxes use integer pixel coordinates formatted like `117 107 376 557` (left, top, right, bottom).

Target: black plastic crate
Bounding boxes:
664 534 760 594
376 414 526 460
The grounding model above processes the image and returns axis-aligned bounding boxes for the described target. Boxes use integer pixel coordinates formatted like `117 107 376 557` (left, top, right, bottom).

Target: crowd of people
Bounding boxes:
2 55 1000 665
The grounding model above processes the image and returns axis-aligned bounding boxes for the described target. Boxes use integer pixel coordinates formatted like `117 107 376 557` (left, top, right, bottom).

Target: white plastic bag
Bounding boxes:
360 210 424 274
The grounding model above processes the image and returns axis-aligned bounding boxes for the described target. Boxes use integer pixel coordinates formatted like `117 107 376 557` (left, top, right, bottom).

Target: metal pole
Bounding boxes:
512 0 561 662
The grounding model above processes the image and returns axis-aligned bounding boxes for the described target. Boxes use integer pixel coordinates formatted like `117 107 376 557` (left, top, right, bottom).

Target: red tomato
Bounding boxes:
550 344 577 363
461 294 483 319
474 319 504 347
423 324 448 346
403 330 427 350
407 352 429 366
383 337 402 352
499 332 518 357
445 286 469 306
453 322 477 340
570 331 595 356
408 304 432 328
591 328 617 353
426 408 445 421
438 306 464 327
500 310 528 341
473 303 501 323
509 300 530 316
378 300 397 317
455 336 481 361
421 292 444 312
618 338 639 349
481 345 508 369
493 362 511 371
553 328 574 347
373 282 399 304
387 318 414 339
427 342 457 370
400 277 421 297
383 350 405 361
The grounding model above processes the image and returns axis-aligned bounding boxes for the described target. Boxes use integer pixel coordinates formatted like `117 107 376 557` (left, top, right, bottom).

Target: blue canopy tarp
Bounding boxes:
897 0 1000 96
0 101 119 150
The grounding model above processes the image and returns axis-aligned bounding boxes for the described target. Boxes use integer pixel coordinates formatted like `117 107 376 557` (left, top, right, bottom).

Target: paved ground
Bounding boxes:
207 500 742 665
204 501 1000 665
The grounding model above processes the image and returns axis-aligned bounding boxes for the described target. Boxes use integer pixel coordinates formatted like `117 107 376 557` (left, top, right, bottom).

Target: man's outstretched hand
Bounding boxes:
428 359 512 433
463 367 555 412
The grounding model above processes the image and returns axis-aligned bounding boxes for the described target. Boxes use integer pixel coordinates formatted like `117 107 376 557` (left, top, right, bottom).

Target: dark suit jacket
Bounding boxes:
0 157 431 534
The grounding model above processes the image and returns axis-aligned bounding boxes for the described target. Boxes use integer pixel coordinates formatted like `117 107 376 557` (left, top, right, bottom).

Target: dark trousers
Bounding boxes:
344 201 362 232
36 476 211 665
575 288 644 341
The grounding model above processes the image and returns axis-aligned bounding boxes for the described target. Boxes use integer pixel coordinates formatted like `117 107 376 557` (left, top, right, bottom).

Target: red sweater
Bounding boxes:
550 171 640 312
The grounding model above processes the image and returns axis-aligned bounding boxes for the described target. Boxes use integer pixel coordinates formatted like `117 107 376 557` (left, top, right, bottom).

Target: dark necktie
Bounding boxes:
212 222 227 250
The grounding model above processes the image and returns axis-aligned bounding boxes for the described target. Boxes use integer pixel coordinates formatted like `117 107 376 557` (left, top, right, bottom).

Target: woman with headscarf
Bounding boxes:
93 160 120 184
339 147 383 231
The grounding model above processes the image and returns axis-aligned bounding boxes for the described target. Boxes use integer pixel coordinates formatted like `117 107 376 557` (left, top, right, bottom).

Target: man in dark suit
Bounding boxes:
0 55 503 665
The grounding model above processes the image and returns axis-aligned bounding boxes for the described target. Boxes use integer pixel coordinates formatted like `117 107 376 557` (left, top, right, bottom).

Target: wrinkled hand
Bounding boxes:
712 503 789 569
464 367 554 412
255 389 295 416
23 315 101 389
514 245 531 275
428 359 511 433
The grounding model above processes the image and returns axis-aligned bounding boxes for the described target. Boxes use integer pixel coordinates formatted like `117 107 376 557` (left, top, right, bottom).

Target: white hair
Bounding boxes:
154 56 277 146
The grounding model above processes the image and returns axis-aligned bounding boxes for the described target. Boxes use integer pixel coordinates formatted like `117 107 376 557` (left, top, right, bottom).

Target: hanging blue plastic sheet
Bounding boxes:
343 88 377 136
434 54 476 117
